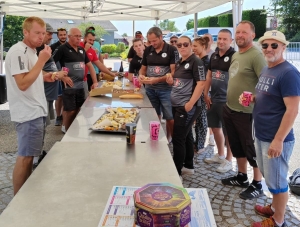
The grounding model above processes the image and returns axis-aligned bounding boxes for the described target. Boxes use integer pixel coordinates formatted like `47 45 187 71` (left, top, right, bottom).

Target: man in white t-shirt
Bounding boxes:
5 16 56 195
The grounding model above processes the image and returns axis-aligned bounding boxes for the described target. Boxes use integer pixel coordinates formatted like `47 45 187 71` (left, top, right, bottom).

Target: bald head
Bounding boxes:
68 27 82 47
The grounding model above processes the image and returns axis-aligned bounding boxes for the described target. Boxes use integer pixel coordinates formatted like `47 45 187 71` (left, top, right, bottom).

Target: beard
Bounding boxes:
236 38 250 48
264 51 281 63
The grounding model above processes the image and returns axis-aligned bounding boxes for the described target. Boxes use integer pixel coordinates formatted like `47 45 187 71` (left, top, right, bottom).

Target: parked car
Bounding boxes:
163 32 177 42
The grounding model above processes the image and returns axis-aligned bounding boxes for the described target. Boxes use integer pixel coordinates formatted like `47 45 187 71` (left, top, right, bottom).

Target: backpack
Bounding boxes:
289 168 300 196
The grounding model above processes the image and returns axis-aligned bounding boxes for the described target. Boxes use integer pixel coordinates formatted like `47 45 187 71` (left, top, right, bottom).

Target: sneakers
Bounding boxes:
161 119 166 124
255 204 275 218
204 154 225 164
221 175 250 188
195 148 205 154
55 116 62 126
181 167 194 175
239 184 264 200
216 159 233 173
32 150 47 170
61 125 66 133
251 217 287 227
208 135 215 146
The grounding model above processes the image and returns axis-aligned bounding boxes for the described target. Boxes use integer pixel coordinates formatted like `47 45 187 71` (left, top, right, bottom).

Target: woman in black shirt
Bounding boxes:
192 36 210 154
128 38 145 81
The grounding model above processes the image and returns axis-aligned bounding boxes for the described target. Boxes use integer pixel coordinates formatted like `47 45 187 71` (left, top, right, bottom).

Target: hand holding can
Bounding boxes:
241 91 252 107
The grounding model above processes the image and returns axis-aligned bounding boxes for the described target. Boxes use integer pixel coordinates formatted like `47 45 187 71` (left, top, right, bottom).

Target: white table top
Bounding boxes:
0 142 181 227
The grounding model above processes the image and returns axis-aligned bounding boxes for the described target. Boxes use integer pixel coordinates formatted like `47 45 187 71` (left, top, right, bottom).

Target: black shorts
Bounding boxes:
207 102 227 135
62 88 85 111
223 105 257 168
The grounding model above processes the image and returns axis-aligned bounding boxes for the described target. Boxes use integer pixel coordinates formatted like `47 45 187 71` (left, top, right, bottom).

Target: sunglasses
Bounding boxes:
176 42 189 48
261 43 280 49
57 28 66 31
170 40 177 44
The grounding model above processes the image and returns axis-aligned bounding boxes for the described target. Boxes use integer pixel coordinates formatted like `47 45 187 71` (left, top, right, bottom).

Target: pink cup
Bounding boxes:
149 121 160 140
241 91 252 107
133 76 141 88
62 67 69 72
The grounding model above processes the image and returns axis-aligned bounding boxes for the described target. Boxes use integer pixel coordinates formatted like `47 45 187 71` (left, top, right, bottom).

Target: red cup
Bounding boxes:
62 67 69 72
241 91 252 107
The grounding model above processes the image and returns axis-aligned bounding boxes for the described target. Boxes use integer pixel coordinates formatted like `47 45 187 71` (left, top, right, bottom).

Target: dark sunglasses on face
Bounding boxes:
170 40 177 44
261 43 280 49
57 28 66 32
176 42 189 48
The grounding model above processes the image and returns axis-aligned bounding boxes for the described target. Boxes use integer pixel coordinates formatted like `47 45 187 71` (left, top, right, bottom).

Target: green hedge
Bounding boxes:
242 9 266 39
101 44 117 54
198 16 219 27
116 42 126 53
218 14 233 27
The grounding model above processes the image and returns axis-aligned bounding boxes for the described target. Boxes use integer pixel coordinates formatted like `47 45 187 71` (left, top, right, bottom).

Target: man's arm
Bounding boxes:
98 53 104 64
93 60 115 77
14 45 52 91
268 96 300 158
86 62 98 89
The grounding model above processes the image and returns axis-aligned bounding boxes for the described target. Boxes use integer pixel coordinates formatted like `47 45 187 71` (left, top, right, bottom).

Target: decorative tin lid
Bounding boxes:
134 183 191 214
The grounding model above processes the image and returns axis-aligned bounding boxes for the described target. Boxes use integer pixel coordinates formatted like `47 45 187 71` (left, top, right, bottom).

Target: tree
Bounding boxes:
270 0 300 40
186 19 194 30
155 19 179 32
122 33 128 37
3 15 27 48
77 22 108 39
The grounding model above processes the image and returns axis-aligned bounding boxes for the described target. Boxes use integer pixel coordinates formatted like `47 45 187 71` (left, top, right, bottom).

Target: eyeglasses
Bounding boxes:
57 28 66 32
261 43 280 49
70 35 82 38
176 42 189 48
170 40 177 44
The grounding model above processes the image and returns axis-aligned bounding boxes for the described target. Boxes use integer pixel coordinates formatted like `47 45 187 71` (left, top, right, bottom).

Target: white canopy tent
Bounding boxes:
0 0 244 73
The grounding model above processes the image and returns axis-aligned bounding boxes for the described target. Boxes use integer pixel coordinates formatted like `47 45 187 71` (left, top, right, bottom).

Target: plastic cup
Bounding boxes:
62 67 69 72
149 121 160 140
133 76 141 88
126 123 137 144
242 91 252 107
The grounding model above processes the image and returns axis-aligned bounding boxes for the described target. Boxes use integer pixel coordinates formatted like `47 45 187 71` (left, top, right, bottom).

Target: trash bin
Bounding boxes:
0 74 7 104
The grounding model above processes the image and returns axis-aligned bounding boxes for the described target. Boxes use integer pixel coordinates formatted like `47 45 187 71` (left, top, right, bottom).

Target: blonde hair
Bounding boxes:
22 17 45 31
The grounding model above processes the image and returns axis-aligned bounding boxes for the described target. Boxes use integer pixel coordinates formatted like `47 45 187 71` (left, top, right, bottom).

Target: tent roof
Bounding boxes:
1 0 231 21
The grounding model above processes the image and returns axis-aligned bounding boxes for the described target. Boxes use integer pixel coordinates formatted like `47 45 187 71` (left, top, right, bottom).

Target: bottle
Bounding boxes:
119 61 124 72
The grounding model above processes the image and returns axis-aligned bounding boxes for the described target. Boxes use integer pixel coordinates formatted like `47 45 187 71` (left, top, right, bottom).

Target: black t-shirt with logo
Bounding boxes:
129 54 142 74
36 45 59 101
53 42 90 89
208 47 235 102
171 54 206 107
142 41 179 90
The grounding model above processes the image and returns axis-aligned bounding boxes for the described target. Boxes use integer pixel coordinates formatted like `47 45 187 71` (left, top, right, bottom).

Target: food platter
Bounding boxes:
90 107 140 133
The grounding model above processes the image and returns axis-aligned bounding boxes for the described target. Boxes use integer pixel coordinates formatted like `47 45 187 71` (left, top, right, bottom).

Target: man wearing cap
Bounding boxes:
250 30 300 227
169 35 178 47
127 31 145 62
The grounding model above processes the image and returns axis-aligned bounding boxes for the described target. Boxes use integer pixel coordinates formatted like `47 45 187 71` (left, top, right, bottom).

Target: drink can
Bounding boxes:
149 121 160 140
242 91 252 107
126 123 137 144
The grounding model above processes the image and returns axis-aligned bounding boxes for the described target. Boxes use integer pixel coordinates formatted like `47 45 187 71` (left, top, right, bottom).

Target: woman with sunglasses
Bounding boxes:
166 36 206 179
192 37 210 154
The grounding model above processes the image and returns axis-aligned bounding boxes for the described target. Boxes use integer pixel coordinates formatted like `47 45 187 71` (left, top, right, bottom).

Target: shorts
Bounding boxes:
16 117 46 157
58 81 63 96
83 81 89 99
62 88 85 111
255 138 294 194
207 102 227 135
223 105 257 167
46 100 55 126
145 88 173 120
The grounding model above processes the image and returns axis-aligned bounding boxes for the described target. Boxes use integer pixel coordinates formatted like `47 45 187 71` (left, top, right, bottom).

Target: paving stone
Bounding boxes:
226 218 237 224
222 211 232 217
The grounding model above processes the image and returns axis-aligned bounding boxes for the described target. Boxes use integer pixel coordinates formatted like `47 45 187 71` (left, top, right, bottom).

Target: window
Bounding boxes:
67 20 74 24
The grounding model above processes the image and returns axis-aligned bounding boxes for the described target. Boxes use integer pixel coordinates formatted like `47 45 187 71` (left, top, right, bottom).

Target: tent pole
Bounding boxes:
194 13 197 38
0 13 4 74
232 0 237 50
133 20 135 38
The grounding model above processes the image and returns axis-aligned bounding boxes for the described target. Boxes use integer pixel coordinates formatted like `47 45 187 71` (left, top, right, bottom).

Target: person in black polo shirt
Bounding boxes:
166 36 206 179
53 28 98 131
128 38 145 81
203 29 235 173
139 27 179 143
127 31 145 62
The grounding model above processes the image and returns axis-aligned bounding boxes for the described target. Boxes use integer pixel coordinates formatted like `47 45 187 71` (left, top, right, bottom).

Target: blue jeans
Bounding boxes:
255 137 294 194
145 88 173 120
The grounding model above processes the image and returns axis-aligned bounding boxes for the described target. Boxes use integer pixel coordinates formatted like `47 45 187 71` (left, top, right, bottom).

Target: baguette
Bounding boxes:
119 93 144 99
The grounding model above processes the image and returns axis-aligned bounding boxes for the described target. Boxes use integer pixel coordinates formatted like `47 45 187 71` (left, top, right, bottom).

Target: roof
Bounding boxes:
41 18 117 31
1 0 231 21
114 32 124 39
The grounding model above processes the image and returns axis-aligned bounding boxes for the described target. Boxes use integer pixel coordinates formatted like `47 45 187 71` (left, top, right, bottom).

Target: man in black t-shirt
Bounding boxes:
203 29 235 174
127 31 146 62
53 28 98 131
139 27 179 143
128 38 145 80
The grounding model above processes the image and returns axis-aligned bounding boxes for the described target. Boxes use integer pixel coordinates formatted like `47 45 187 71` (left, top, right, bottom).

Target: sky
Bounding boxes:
111 0 272 37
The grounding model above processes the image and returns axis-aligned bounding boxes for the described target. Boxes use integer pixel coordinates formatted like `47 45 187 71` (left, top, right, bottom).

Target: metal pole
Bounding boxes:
232 0 238 50
194 13 198 38
0 13 4 74
133 20 135 38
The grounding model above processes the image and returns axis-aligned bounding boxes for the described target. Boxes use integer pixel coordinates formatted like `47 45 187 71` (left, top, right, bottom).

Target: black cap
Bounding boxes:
135 31 142 35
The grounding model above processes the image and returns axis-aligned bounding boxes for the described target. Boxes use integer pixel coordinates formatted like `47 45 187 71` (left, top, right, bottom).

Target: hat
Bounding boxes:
258 30 289 45
135 31 142 35
46 23 55 33
86 26 95 32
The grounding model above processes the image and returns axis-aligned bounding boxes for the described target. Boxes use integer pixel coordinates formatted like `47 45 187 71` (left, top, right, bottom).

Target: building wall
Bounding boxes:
102 32 114 45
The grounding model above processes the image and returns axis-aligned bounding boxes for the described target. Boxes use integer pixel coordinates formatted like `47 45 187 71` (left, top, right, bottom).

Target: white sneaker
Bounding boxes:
204 154 225 164
61 125 66 134
208 135 215 146
161 119 166 124
181 167 194 175
216 159 233 173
